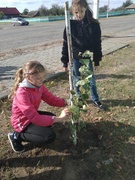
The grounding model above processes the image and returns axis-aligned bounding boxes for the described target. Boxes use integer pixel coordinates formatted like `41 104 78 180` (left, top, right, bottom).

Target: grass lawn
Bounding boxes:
0 42 135 180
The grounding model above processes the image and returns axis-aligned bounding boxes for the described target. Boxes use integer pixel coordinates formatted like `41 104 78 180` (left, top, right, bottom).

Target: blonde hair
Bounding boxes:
72 0 99 23
8 61 45 100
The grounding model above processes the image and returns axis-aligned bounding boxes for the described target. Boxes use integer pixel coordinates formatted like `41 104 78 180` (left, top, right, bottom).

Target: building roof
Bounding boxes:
0 7 20 15
126 4 135 9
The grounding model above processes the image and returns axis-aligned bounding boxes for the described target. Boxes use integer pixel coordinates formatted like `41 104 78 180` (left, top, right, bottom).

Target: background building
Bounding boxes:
0 7 20 19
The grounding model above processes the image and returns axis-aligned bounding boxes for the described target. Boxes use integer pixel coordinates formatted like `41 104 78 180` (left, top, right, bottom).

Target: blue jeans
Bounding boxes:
73 58 99 102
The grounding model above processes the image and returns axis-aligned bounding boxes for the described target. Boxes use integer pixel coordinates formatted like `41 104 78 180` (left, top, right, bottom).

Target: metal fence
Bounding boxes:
0 10 135 23
99 10 135 18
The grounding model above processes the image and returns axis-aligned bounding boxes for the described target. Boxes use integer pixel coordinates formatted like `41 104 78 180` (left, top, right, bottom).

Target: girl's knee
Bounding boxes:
46 131 56 143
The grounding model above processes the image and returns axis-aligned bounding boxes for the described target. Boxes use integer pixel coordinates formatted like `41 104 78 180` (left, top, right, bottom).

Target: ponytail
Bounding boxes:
8 68 24 101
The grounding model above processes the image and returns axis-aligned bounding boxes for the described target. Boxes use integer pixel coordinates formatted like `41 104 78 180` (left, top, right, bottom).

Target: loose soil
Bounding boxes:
0 42 135 180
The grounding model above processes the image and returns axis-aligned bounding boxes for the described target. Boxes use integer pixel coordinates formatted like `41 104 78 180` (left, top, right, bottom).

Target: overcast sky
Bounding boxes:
0 0 135 13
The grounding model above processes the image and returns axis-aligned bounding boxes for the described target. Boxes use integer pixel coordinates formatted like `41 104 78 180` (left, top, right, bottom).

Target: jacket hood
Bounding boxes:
19 79 36 88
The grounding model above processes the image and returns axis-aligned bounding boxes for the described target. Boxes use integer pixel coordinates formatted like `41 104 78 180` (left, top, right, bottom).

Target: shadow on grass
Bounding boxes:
102 99 135 107
102 35 135 38
1 121 135 180
45 72 133 82
95 73 133 80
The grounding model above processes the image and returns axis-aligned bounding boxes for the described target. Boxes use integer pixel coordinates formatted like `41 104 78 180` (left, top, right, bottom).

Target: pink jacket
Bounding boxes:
11 79 65 132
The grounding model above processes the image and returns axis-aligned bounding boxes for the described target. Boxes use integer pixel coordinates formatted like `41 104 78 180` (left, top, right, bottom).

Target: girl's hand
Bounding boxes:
59 108 69 119
63 67 68 72
53 108 70 123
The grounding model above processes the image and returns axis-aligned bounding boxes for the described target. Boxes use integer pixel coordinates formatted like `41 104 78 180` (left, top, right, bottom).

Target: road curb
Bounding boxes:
0 44 130 100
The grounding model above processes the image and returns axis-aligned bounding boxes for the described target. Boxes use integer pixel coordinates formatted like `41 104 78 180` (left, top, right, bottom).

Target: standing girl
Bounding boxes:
61 0 103 109
8 61 69 153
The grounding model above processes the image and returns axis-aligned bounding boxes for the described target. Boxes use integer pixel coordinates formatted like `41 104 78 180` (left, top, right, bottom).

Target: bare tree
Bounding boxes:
99 5 108 13
22 8 29 15
38 5 49 16
122 0 133 8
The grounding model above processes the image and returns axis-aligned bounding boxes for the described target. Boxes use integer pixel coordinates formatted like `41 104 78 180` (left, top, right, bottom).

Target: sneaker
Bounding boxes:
8 133 25 153
93 101 104 110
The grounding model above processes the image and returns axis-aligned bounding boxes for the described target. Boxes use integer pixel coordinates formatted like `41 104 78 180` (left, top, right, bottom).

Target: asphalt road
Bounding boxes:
0 15 135 53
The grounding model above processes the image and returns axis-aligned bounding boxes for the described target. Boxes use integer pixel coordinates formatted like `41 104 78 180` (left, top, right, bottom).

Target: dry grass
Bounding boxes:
0 43 135 180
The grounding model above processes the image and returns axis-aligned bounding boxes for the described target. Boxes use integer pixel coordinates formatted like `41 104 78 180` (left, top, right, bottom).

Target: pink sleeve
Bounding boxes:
41 85 66 107
16 90 54 127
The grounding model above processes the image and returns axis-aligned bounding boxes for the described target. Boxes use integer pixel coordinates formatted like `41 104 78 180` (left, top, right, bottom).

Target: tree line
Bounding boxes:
22 0 133 16
0 0 133 19
99 0 133 13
